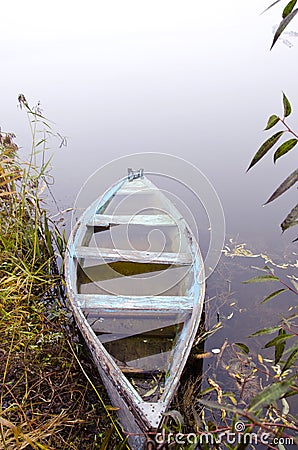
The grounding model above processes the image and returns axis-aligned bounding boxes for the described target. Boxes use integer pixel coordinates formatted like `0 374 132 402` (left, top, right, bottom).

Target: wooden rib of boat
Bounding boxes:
65 169 205 449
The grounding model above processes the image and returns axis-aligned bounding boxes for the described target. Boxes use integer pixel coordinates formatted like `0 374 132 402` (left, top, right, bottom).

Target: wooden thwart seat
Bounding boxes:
88 214 177 227
75 293 193 311
117 184 157 195
74 246 192 265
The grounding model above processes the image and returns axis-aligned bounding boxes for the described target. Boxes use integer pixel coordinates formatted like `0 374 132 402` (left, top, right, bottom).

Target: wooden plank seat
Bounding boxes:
74 247 192 265
75 293 193 311
117 184 157 195
87 214 177 227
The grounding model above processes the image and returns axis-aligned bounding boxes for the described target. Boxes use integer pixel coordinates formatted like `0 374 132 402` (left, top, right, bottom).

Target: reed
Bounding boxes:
0 98 122 450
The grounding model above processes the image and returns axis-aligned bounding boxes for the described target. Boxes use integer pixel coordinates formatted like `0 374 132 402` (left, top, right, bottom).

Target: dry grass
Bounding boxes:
0 121 123 450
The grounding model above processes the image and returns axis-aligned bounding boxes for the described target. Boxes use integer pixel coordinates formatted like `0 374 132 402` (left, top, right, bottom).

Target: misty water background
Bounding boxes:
1 0 297 397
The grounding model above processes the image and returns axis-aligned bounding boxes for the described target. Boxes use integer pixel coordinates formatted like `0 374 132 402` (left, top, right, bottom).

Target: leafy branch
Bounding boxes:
262 0 298 49
248 2 298 236
247 92 298 234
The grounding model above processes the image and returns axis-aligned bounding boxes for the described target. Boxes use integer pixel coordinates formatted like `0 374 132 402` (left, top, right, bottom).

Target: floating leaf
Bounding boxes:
249 326 281 338
281 203 298 232
243 275 279 284
261 288 287 304
265 168 298 204
264 333 294 349
234 343 250 354
274 139 297 163
248 378 294 412
271 9 298 49
282 92 292 117
281 347 298 374
264 114 280 130
283 0 297 18
247 131 284 171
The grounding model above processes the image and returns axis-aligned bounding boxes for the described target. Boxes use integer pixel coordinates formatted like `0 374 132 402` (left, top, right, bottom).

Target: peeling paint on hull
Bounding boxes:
65 173 205 449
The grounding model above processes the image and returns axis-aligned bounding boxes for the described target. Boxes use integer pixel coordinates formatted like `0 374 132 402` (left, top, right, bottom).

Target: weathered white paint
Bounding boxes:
88 213 177 227
76 293 193 310
75 246 192 265
64 173 205 450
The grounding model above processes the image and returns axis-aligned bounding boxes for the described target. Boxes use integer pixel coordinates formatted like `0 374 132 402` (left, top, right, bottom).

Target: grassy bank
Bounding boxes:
0 102 125 449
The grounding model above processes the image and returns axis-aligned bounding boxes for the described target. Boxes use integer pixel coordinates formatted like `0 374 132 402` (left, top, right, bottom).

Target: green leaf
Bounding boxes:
282 92 292 117
248 326 280 337
281 347 298 374
264 333 294 349
271 9 298 49
281 203 298 232
275 329 286 364
248 378 294 412
247 131 284 171
274 139 298 163
243 275 279 284
234 343 249 354
283 0 297 18
261 288 287 304
265 168 298 204
264 114 280 130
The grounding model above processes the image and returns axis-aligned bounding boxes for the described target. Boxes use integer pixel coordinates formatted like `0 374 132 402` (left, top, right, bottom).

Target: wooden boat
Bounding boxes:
65 169 205 449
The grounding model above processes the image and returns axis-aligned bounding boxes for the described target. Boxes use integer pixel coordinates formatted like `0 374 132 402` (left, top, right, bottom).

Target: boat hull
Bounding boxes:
65 174 205 449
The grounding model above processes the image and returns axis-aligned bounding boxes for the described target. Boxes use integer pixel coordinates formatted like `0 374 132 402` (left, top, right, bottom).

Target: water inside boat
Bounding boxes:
76 181 195 400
